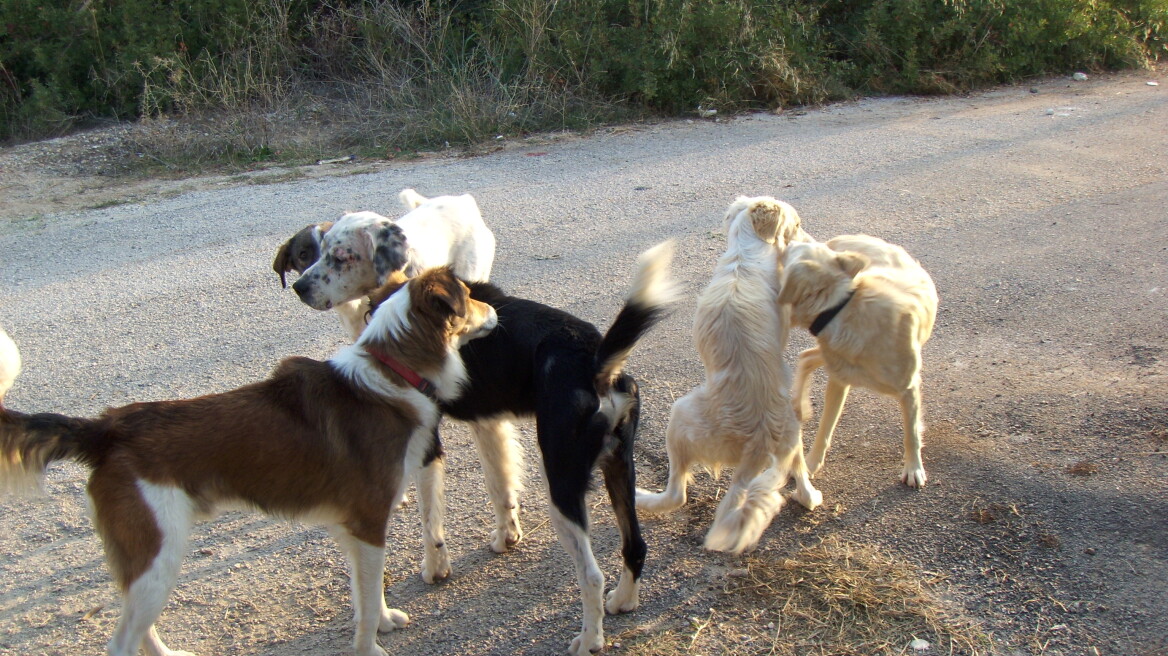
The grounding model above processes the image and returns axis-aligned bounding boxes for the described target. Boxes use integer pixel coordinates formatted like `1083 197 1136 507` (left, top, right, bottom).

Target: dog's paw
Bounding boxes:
379 608 410 633
634 488 683 514
489 524 522 553
421 550 451 583
605 578 641 614
358 644 389 656
568 628 604 655
902 466 927 489
791 485 823 511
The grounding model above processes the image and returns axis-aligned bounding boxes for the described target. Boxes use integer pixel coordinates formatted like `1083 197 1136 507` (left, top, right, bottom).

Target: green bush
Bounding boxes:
2 0 1164 155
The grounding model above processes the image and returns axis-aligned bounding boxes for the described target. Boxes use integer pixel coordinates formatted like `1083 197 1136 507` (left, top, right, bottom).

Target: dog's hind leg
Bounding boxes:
806 377 850 477
704 448 783 554
548 502 606 656
470 417 524 552
898 385 927 488
415 429 451 583
539 400 611 655
101 480 195 656
792 347 824 422
600 375 646 615
635 392 701 514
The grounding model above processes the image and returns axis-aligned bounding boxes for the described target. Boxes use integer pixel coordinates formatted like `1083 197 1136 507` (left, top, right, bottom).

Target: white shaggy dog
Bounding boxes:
779 234 938 488
292 189 495 339
636 197 821 554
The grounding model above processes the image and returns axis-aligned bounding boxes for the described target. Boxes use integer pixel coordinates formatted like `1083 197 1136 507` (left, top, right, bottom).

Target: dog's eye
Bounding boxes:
299 249 310 261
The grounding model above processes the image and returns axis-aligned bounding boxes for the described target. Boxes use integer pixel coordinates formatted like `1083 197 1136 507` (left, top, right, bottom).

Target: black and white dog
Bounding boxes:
298 227 677 654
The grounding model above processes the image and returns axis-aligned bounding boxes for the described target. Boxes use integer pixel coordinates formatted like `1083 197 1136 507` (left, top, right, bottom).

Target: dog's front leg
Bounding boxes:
807 378 850 476
417 429 452 582
470 418 524 552
898 385 927 488
329 529 407 656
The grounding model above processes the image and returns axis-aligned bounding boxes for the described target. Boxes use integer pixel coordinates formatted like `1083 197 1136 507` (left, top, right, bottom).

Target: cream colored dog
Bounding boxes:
636 196 820 554
779 234 938 488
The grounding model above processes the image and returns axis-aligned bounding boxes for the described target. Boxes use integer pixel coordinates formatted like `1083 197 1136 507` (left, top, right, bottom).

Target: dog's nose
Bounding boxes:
291 277 309 299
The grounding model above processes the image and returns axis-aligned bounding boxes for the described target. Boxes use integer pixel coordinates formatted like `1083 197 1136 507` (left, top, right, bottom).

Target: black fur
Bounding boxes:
373 223 409 280
435 280 662 583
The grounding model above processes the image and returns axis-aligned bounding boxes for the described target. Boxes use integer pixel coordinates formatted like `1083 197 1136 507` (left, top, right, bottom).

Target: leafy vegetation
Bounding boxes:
2 0 1164 168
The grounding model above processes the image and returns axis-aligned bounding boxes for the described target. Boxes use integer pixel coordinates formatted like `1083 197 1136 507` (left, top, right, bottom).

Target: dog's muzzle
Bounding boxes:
292 277 331 310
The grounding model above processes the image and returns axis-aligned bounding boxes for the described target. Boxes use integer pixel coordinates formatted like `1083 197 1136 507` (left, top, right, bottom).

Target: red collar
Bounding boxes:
365 347 438 401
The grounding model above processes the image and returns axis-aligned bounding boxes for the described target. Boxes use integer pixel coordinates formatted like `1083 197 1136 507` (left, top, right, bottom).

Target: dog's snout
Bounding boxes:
291 277 310 299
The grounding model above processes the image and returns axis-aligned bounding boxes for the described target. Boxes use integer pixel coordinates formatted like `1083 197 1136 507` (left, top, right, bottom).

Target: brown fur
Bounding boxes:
0 267 495 656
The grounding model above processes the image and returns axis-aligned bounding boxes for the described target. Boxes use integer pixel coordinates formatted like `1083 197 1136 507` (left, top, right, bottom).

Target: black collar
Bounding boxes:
809 291 854 337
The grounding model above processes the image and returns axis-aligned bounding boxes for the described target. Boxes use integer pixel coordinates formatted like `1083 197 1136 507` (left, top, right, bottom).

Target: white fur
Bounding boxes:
295 191 494 315
0 326 19 405
105 481 196 656
781 234 938 488
636 197 821 554
469 417 525 553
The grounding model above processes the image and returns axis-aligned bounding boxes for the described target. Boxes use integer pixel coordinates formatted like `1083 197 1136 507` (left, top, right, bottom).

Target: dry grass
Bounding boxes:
619 536 991 656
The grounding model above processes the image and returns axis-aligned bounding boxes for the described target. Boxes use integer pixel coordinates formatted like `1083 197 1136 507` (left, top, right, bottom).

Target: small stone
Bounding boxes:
1085 547 1096 555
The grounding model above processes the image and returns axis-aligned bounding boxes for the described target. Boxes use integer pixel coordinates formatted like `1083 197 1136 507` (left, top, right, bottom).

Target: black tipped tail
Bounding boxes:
594 241 679 391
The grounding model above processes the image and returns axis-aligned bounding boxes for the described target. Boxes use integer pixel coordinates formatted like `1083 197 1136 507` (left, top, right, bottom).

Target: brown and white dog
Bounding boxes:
284 189 495 341
779 234 938 488
0 267 497 656
636 197 821 555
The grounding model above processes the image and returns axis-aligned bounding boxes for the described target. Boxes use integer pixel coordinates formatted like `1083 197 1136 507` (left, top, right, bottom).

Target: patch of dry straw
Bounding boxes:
622 536 991 656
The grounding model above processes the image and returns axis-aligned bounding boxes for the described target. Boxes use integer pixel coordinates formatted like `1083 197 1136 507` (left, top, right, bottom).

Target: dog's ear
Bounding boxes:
371 222 410 282
367 270 411 309
778 263 812 306
835 251 870 278
417 268 466 321
272 239 294 288
775 203 805 248
748 200 784 244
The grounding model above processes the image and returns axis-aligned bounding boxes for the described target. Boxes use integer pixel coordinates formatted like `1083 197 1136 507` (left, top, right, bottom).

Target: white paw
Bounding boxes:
379 608 409 632
568 628 604 655
489 525 522 553
635 488 682 514
792 486 823 511
358 645 389 656
422 549 451 583
605 582 640 614
902 466 927 489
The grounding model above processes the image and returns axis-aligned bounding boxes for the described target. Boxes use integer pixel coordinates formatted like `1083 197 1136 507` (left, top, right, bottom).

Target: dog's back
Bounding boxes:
395 190 495 282
827 234 938 344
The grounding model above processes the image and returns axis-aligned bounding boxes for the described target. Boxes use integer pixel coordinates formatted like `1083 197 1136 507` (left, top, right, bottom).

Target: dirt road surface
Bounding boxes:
1 69 1165 655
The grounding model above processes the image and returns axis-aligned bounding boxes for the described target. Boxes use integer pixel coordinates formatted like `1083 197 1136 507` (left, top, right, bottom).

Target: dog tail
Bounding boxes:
399 188 428 210
0 333 105 494
704 458 788 555
593 241 680 393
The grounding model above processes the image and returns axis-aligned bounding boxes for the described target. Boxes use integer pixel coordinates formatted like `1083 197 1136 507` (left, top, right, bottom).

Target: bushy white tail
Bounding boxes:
704 460 788 554
399 188 428 210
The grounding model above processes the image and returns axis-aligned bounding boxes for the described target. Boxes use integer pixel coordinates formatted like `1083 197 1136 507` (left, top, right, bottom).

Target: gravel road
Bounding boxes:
1 68 1165 656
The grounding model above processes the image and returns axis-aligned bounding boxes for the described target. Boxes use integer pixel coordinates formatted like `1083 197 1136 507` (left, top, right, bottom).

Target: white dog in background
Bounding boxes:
779 234 938 488
0 326 18 407
289 189 495 340
636 196 821 554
